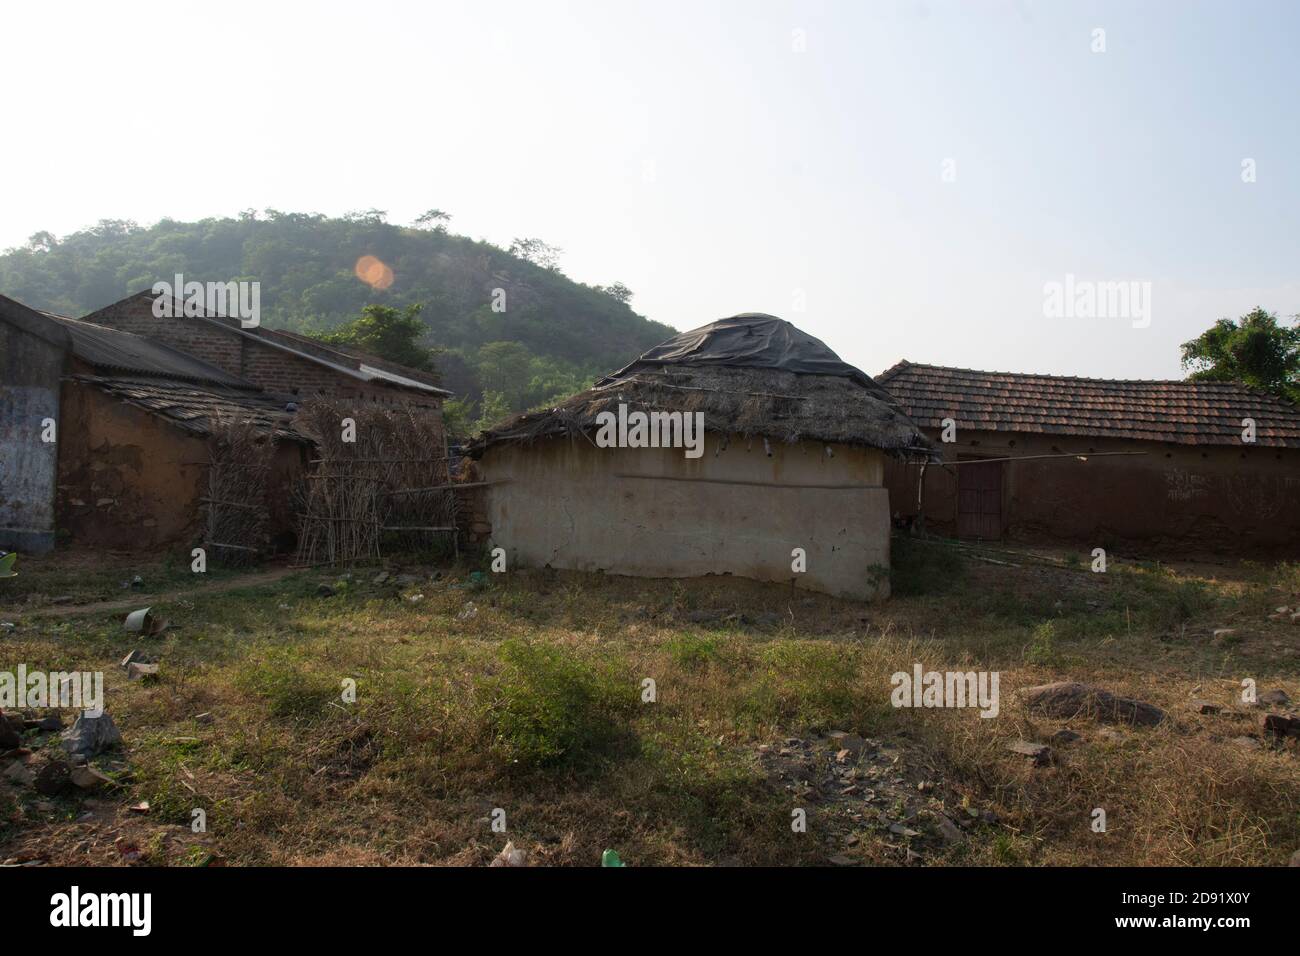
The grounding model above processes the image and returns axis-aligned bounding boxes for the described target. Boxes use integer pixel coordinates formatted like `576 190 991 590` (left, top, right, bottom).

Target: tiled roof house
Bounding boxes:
875 361 1300 553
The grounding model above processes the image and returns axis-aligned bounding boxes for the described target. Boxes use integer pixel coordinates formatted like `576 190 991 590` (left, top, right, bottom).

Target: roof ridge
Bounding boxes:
890 361 1287 392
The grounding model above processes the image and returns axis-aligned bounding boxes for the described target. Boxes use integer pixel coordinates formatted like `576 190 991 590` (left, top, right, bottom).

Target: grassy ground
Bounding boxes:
1 539 1298 867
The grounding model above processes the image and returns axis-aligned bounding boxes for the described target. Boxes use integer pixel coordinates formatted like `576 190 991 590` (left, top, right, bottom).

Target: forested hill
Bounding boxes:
0 211 676 419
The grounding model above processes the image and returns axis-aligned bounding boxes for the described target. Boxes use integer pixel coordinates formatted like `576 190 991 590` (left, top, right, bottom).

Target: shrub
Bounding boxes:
481 640 636 768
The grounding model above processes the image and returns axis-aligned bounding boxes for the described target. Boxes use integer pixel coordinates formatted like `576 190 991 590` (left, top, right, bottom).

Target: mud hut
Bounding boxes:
467 314 934 599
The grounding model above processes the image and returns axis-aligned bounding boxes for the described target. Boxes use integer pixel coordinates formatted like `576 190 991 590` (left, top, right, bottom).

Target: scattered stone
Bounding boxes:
2 762 35 787
23 714 63 732
126 662 159 682
1258 689 1291 707
1049 728 1082 744
1190 700 1221 715
1020 681 1165 726
406 593 425 603
456 602 478 621
0 710 21 750
1290 850 1300 867
489 841 527 867
1006 740 1053 765
50 595 75 605
128 801 150 814
315 584 336 597
935 814 964 843
120 649 144 670
372 571 390 585
827 854 856 866
33 760 70 796
114 837 141 863
69 765 111 790
61 713 122 760
1230 735 1261 751
888 822 921 838
1262 713 1300 739
835 748 854 765
194 713 214 725
395 574 420 586
686 609 722 624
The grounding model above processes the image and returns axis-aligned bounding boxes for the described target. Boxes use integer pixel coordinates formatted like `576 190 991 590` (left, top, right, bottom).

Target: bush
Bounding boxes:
738 642 877 731
235 650 338 720
481 640 637 768
666 632 718 670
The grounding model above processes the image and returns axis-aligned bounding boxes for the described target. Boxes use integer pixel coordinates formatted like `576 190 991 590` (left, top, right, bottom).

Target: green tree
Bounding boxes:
509 237 562 271
597 281 633 305
442 397 475 439
414 208 451 232
319 303 434 372
474 390 512 433
1181 307 1300 401
476 340 533 406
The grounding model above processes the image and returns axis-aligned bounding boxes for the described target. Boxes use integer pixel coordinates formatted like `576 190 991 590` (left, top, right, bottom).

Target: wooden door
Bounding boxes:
957 459 1002 540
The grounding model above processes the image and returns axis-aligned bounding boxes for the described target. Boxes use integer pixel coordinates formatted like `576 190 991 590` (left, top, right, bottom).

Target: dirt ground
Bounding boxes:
2 538 1297 867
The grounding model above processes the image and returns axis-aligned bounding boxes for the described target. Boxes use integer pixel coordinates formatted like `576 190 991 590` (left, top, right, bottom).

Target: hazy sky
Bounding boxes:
3 0 1297 379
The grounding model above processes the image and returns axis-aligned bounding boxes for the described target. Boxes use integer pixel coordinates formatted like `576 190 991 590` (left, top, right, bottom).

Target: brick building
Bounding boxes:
1 291 450 555
876 361 1300 556
84 290 449 407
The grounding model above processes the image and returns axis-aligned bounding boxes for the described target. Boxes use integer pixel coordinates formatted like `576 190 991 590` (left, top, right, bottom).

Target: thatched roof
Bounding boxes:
469 315 936 459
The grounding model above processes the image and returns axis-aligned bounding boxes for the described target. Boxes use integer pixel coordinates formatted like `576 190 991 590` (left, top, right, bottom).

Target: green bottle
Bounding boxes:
601 849 625 867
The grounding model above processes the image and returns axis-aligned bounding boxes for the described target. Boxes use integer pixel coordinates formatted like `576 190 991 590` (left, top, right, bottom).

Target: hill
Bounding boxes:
0 211 676 419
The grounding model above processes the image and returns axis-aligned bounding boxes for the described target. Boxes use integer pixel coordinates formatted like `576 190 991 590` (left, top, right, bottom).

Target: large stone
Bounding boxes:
60 713 122 760
3 761 35 787
1262 714 1300 739
0 710 21 750
1006 740 1053 766
33 760 71 796
70 765 112 790
1020 682 1165 726
1258 689 1291 707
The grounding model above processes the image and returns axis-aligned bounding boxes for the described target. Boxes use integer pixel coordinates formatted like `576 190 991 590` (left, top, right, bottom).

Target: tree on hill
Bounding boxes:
319 303 436 372
414 209 451 232
0 210 676 414
509 237 563 272
1181 307 1299 402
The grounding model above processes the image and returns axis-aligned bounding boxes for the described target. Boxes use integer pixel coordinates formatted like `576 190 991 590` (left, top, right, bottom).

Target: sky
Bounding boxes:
2 0 1297 380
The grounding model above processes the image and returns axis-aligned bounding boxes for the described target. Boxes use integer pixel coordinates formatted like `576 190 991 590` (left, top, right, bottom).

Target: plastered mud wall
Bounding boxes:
480 435 891 600
884 429 1300 556
0 320 64 552
55 382 209 550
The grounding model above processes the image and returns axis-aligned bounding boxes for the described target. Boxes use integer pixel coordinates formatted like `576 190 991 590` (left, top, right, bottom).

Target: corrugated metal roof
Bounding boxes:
47 313 249 386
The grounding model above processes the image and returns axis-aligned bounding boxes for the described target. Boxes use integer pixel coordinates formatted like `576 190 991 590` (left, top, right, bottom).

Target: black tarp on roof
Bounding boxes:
598 313 902 406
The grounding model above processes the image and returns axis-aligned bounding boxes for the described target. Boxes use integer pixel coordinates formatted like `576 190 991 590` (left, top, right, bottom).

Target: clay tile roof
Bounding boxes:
70 375 309 443
875 361 1300 449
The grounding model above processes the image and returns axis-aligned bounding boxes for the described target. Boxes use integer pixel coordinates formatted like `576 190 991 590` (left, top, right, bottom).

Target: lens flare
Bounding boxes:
354 255 394 290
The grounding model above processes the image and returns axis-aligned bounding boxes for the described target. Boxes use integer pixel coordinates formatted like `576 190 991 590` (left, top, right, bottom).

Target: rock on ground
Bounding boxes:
61 714 123 760
1020 682 1165 726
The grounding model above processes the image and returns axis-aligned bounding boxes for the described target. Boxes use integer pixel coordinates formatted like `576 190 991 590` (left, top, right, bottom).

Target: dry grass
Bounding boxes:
1 541 1297 867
